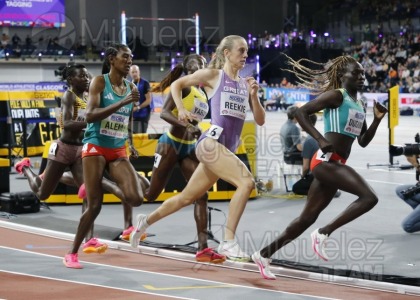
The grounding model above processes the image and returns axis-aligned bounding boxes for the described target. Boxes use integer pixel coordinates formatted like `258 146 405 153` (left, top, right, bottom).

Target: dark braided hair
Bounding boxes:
60 63 86 83
101 43 130 74
282 54 359 95
152 54 206 93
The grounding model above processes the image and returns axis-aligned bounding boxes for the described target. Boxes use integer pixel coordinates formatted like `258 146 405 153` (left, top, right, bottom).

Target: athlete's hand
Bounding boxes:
373 100 388 120
124 88 140 105
131 88 140 103
318 139 334 154
186 123 202 139
246 77 259 96
178 108 198 123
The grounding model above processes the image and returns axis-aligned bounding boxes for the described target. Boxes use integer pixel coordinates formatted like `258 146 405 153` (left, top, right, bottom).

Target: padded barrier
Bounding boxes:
43 120 258 203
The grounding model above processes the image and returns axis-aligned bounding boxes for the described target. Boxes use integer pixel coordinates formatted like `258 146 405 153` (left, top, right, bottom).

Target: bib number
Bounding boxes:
154 153 162 168
206 125 223 140
316 149 332 162
48 142 58 156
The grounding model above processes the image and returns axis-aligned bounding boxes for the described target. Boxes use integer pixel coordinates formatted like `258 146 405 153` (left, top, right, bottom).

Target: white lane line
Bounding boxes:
0 269 193 300
0 246 333 299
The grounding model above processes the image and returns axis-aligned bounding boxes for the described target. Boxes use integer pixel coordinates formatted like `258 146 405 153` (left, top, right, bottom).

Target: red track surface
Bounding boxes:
0 226 418 300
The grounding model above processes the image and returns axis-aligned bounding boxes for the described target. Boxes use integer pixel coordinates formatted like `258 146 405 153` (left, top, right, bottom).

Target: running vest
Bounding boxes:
172 86 209 122
324 88 365 138
83 74 132 148
199 70 249 152
59 90 87 130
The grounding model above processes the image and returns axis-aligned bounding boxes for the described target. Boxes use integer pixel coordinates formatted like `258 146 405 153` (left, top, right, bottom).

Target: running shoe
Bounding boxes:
129 214 149 248
14 157 31 174
77 183 86 199
311 228 329 261
251 251 276 280
63 253 83 269
217 240 250 262
82 237 108 254
120 226 147 242
195 248 226 264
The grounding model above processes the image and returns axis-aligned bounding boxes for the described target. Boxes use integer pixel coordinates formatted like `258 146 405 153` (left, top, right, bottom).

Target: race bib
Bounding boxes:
220 91 247 120
76 108 87 122
205 124 223 140
99 113 129 138
154 153 162 168
343 109 365 136
48 142 58 156
316 149 332 162
192 98 209 121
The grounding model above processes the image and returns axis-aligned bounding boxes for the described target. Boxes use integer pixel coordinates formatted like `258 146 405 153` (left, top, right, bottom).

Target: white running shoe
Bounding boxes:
129 214 148 248
311 228 329 261
251 251 276 280
217 241 250 262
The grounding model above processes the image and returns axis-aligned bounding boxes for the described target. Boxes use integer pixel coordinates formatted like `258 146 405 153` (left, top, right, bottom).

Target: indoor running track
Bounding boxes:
0 226 419 300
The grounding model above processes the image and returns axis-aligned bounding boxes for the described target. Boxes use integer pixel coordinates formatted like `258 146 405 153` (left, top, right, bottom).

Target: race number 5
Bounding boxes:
205 125 223 140
316 149 332 161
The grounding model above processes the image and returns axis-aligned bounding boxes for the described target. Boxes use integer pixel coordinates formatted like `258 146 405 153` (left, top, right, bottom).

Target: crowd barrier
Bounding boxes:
0 158 10 194
41 120 258 203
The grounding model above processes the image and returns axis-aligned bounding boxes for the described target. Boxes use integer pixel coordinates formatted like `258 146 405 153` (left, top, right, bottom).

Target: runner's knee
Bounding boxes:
238 177 255 192
125 192 144 206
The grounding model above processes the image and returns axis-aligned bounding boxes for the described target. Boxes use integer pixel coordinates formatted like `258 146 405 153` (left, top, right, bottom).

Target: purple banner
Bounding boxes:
0 0 65 27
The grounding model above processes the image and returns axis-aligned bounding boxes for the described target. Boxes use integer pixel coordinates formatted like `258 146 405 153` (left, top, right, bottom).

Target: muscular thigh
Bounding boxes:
82 156 106 189
42 159 68 191
146 143 180 200
69 158 84 187
108 158 141 192
180 153 199 181
312 162 375 196
196 138 253 187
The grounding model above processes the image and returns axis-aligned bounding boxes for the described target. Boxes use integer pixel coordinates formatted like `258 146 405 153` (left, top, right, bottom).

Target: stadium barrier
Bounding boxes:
41 120 258 203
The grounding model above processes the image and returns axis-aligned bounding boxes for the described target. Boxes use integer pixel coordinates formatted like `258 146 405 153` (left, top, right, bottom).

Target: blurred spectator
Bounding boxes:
1 33 10 48
280 105 303 165
11 33 21 47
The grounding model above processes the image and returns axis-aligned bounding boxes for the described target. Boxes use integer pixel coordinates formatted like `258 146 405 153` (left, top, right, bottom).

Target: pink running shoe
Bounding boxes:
14 157 31 174
120 226 134 241
120 226 147 242
311 228 329 261
82 237 108 254
63 253 83 269
196 248 226 264
251 251 276 280
78 183 86 199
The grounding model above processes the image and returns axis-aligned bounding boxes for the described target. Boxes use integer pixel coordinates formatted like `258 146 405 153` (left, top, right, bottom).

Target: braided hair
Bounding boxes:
283 54 359 94
101 43 130 74
60 63 86 84
208 35 245 69
152 54 206 93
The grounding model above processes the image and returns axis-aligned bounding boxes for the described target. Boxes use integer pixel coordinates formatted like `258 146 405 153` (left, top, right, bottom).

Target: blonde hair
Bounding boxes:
208 35 245 69
283 54 359 94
